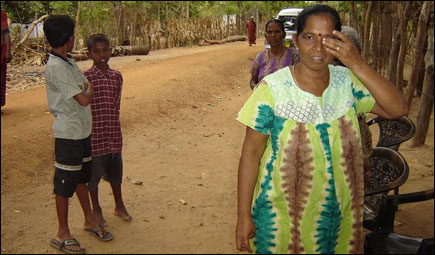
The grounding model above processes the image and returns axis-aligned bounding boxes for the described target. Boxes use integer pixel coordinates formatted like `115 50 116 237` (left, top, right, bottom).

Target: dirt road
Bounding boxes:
1 40 433 254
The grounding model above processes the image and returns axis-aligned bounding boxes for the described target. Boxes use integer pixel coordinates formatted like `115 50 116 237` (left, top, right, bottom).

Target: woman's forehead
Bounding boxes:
266 22 281 30
303 14 335 33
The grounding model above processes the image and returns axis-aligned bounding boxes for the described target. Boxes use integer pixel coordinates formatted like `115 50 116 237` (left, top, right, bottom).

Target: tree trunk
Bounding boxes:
360 2 368 50
117 3 124 45
74 1 81 50
411 28 434 147
157 1 161 26
226 15 230 37
186 1 189 19
179 2 184 23
379 2 393 76
200 35 246 46
362 1 374 60
416 38 428 96
369 2 380 68
164 1 168 30
396 1 412 91
349 2 359 30
411 2 423 38
130 11 137 46
406 1 431 112
389 2 409 88
237 1 241 35
255 4 259 37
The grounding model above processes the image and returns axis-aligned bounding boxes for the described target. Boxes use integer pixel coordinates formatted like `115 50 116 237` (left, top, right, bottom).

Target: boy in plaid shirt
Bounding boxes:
84 34 132 226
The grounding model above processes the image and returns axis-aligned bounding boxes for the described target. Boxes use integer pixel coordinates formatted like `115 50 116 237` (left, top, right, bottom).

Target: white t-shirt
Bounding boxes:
45 53 92 139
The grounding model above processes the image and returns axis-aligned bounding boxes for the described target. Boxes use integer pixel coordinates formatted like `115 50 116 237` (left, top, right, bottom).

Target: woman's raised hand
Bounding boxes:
322 30 364 70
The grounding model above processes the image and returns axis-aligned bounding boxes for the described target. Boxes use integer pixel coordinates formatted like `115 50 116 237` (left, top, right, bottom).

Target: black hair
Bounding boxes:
295 4 341 35
43 15 75 48
265 19 285 39
86 34 110 51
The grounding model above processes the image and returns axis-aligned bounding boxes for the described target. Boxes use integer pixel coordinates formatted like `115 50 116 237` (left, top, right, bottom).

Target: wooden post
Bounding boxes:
74 1 81 50
406 1 431 111
369 2 379 68
362 1 374 61
395 1 412 91
411 27 434 147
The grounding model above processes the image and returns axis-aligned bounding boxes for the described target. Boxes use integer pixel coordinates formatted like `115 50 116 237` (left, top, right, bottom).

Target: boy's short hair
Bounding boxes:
43 15 75 48
87 34 110 51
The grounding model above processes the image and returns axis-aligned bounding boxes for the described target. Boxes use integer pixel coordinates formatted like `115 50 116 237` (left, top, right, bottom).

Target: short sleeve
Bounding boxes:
48 64 83 100
249 52 261 77
350 70 376 114
237 82 274 135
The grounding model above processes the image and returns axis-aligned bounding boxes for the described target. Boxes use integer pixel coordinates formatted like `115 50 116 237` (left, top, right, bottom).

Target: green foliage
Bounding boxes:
1 1 78 23
1 1 48 23
49 1 76 16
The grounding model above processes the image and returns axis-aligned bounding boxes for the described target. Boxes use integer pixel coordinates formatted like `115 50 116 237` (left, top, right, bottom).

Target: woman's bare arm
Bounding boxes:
236 127 268 252
323 30 408 119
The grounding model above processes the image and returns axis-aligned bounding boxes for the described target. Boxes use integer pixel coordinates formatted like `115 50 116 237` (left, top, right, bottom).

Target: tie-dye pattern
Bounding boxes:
237 65 375 254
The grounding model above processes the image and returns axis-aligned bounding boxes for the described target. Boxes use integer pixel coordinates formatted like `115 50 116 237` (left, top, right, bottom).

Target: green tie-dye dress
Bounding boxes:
237 65 376 254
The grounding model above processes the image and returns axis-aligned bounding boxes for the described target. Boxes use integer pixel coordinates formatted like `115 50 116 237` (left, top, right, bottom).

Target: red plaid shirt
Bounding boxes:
84 66 123 156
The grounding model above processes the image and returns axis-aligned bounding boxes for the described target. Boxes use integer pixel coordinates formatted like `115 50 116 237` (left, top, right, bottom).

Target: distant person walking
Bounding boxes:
1 10 13 111
247 16 256 46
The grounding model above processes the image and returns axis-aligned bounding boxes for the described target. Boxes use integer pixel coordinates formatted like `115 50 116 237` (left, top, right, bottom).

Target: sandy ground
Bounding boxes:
1 39 433 254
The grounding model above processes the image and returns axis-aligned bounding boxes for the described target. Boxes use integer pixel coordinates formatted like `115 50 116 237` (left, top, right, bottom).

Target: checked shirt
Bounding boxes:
84 66 123 156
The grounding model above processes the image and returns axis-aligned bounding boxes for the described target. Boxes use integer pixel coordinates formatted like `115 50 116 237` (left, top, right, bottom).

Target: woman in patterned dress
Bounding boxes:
249 19 298 90
235 4 407 254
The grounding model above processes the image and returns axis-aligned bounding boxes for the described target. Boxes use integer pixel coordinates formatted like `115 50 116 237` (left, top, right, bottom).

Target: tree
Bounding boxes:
362 1 374 61
1 1 50 24
412 26 434 147
349 2 358 29
369 2 380 68
74 1 81 50
406 1 432 111
388 1 411 89
378 2 393 76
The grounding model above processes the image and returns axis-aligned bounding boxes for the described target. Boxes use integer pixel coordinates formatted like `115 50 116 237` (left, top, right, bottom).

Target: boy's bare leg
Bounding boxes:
75 183 101 229
54 195 82 251
111 182 132 221
89 188 106 226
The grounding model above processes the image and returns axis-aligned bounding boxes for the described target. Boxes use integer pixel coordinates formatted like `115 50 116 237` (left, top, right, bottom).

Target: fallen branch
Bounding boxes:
15 14 49 49
69 45 150 61
200 35 246 46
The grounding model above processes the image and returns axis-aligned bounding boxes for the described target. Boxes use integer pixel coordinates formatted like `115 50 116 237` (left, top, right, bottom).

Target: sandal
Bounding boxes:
84 225 113 242
50 238 86 254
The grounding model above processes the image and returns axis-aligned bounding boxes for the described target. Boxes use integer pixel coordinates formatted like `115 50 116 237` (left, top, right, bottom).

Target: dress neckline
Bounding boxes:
289 64 331 99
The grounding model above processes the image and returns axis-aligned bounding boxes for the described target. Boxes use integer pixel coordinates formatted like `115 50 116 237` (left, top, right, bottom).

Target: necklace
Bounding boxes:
268 47 285 59
292 65 302 88
292 64 330 95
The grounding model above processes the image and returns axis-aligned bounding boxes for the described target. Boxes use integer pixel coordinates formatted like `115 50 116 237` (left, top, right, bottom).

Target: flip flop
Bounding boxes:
84 225 113 242
114 211 132 222
50 238 86 254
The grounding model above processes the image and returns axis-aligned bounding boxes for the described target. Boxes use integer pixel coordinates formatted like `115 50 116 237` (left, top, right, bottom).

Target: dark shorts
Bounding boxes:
87 153 123 191
53 136 92 198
